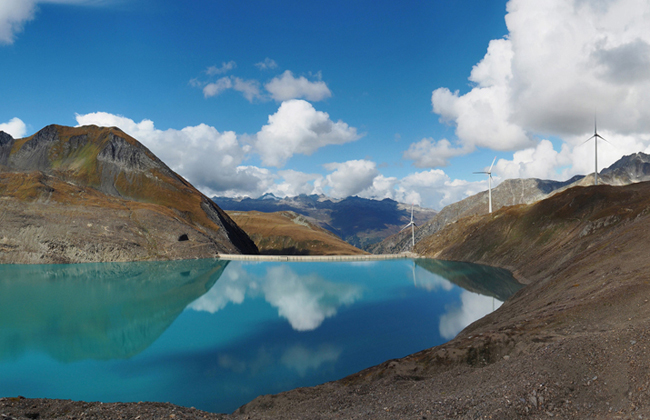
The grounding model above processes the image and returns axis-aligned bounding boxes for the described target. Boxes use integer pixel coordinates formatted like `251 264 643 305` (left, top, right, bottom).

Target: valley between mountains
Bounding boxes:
3 125 650 419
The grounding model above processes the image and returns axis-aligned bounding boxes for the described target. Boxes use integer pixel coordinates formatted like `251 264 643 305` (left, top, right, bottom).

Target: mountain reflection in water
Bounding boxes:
0 259 229 362
414 259 523 301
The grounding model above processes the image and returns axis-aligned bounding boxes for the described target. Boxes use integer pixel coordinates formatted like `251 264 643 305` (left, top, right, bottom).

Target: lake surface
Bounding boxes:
0 258 522 414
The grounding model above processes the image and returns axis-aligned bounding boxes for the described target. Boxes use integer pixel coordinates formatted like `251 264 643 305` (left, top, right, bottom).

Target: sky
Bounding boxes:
1 0 650 210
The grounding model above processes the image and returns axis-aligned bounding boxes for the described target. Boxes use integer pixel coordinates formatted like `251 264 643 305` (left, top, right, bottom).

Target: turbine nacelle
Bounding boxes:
473 157 496 214
400 203 417 248
582 116 611 186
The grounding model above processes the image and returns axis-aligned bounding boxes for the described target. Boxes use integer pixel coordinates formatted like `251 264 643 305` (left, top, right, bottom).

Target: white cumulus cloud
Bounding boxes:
0 117 27 138
0 0 110 45
232 77 263 102
265 70 332 102
203 77 233 98
403 138 470 168
323 159 380 199
0 0 35 45
202 76 263 102
416 0 650 182
255 99 362 167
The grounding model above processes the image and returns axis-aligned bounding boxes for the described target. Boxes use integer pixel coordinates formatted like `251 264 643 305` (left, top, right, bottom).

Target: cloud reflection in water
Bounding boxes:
280 344 342 376
190 263 363 331
439 291 502 340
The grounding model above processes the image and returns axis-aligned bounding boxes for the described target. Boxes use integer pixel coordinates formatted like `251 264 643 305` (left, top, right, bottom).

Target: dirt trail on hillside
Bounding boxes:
4 183 650 419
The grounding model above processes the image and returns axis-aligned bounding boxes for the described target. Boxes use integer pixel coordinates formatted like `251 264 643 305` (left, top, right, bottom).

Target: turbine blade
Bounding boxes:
473 171 488 174
582 135 596 145
400 222 413 232
489 156 496 172
596 134 612 144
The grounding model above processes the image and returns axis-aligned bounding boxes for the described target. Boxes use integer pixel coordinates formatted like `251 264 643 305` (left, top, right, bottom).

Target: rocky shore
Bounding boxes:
4 182 650 419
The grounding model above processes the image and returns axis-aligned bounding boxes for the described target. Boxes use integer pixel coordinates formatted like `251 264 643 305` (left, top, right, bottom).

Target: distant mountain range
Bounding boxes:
213 194 437 250
371 152 650 254
0 125 257 263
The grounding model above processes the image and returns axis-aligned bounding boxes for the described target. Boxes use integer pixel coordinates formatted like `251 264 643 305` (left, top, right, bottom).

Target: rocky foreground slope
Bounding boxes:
0 125 257 263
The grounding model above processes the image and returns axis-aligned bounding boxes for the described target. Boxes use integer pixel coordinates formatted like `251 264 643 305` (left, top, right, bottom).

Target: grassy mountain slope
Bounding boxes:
227 210 367 255
0 125 257 263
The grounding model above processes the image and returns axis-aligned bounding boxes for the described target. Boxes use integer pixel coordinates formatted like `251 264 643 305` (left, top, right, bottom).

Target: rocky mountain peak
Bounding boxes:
0 124 258 263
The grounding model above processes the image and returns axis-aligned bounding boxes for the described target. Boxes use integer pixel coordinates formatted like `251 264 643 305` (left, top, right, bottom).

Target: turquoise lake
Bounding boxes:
0 258 522 414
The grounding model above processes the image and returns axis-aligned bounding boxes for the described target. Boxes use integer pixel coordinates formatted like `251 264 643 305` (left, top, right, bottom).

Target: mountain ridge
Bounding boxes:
0 124 258 263
371 151 650 254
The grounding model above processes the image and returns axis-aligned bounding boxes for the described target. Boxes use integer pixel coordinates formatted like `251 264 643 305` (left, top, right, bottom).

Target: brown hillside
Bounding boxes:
230 182 650 419
0 125 257 263
227 210 367 255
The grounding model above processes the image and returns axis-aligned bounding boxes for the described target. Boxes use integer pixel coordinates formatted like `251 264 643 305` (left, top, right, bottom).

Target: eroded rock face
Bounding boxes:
0 125 258 264
0 131 15 166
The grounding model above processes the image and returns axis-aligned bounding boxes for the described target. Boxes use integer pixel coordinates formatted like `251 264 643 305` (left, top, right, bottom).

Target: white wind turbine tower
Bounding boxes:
583 117 610 186
474 157 496 214
401 204 417 248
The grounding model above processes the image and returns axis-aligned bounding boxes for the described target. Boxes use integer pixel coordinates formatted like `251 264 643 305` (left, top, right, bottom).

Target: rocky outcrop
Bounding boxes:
0 125 258 263
600 151 650 185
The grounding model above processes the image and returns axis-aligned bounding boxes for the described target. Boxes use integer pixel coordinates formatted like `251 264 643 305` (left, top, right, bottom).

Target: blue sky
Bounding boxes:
2 0 650 210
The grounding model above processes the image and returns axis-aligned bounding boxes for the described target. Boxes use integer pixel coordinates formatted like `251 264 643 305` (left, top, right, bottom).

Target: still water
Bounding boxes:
0 258 521 413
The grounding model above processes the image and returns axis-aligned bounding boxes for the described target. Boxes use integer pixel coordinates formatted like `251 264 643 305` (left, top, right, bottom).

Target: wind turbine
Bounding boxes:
583 117 610 186
401 204 417 248
474 157 496 214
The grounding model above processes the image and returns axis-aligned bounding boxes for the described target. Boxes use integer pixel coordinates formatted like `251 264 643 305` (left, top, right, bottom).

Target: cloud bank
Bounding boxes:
406 0 650 181
73 110 481 209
